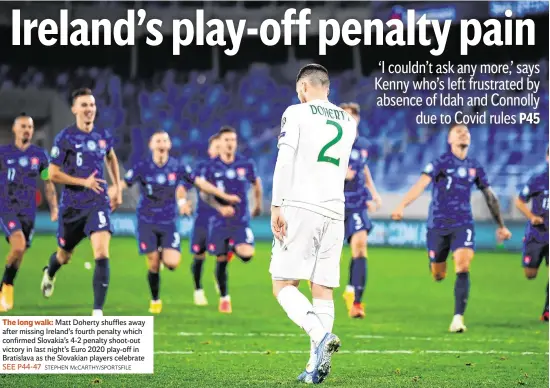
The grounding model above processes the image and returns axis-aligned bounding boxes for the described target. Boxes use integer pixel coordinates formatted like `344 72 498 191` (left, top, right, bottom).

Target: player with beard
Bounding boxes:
0 113 58 311
391 123 512 332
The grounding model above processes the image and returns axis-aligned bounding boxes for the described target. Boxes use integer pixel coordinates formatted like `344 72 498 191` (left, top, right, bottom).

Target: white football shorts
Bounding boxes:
270 205 344 288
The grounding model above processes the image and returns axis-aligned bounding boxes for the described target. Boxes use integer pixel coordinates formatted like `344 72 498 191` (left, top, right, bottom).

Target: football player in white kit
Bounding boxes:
270 64 356 384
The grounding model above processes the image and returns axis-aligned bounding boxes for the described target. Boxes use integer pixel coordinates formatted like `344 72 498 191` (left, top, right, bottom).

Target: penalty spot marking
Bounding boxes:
154 331 548 344
155 349 549 356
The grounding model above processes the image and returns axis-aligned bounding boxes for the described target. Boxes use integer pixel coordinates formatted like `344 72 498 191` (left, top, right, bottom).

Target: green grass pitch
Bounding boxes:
1 235 548 387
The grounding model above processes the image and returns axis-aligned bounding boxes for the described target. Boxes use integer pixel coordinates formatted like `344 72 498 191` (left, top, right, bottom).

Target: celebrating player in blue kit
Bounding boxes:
202 126 263 314
515 148 549 322
117 130 239 314
0 114 58 312
40 88 123 317
339 102 382 319
391 123 512 332
189 134 220 306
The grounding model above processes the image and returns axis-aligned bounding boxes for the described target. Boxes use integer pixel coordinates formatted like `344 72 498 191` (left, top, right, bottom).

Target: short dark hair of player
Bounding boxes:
296 64 330 87
340 102 360 116
448 122 465 134
208 133 220 145
71 88 93 105
218 126 237 136
14 112 31 123
152 129 167 137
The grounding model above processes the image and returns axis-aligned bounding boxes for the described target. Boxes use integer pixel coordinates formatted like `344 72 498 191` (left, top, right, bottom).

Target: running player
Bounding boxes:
117 130 239 314
0 114 58 311
391 123 512 332
339 102 382 319
270 64 356 384
201 126 263 314
40 88 123 317
515 147 549 321
190 134 220 306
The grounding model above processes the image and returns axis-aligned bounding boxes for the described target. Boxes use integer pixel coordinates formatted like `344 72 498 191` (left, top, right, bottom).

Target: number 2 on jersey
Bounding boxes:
317 120 343 167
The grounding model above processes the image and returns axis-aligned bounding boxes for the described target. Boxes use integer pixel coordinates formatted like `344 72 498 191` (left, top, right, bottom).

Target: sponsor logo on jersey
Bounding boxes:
98 139 107 149
19 157 28 167
87 140 97 151
458 167 467 178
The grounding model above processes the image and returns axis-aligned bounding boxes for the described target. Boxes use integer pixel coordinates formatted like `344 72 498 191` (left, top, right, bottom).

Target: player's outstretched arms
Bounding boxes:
481 187 512 240
391 174 432 220
515 197 544 225
194 177 241 204
199 192 235 218
48 164 106 194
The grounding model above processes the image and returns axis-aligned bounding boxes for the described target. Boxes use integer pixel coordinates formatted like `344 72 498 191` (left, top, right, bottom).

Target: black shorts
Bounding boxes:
522 237 549 269
0 213 35 248
57 205 113 252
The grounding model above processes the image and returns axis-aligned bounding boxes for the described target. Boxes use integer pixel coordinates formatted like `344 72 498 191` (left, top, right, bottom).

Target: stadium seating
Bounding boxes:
0 59 547 211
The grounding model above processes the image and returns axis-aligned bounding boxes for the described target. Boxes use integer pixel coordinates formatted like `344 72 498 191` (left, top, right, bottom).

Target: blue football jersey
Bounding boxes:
0 144 49 217
125 156 195 225
204 154 257 227
344 136 371 212
50 125 114 210
192 158 217 220
423 152 489 229
518 167 549 242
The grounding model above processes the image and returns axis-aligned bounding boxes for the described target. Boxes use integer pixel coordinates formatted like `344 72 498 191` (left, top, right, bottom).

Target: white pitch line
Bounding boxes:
154 349 549 356
153 331 548 344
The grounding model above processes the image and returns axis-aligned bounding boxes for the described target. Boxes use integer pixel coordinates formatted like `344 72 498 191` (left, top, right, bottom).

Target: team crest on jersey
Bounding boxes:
350 150 359 160
19 157 28 167
237 167 246 178
457 167 467 178
98 139 107 149
156 174 166 184
87 140 97 151
31 157 40 170
226 169 236 179
168 172 177 182
469 168 476 177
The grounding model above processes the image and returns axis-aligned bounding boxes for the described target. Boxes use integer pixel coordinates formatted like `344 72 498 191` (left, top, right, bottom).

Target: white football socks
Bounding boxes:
309 298 335 368
276 286 327 345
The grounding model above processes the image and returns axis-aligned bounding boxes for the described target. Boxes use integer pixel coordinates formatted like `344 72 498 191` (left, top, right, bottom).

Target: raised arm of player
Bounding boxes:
391 174 432 221
193 177 240 204
105 149 123 211
199 191 235 218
